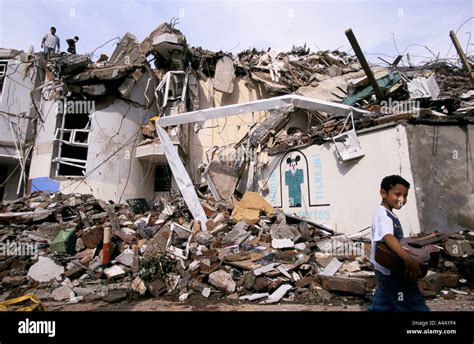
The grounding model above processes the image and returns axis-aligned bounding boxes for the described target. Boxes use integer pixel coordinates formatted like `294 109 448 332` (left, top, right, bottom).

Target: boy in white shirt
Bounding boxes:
368 175 429 311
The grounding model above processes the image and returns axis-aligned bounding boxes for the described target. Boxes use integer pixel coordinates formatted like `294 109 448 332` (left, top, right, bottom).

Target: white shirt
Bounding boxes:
43 33 60 50
370 205 404 275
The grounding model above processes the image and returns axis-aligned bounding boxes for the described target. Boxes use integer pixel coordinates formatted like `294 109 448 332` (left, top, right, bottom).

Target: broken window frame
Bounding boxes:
166 222 192 260
52 104 92 177
155 71 189 111
54 128 90 147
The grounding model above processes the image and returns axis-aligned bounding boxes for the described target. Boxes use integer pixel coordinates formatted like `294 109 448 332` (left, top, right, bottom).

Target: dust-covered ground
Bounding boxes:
43 292 474 312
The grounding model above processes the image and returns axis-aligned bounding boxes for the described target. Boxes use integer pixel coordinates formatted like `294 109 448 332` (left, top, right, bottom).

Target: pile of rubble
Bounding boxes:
29 22 473 159
0 190 472 307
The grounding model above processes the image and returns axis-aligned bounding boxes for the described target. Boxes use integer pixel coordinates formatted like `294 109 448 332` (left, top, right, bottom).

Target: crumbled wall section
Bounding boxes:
406 123 474 232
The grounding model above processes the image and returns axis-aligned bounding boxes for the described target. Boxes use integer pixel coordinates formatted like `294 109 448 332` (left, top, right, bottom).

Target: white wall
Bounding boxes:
29 95 155 203
0 58 37 146
262 123 421 236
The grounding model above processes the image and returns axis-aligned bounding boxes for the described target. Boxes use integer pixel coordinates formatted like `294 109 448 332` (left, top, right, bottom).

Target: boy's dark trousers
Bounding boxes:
368 270 430 311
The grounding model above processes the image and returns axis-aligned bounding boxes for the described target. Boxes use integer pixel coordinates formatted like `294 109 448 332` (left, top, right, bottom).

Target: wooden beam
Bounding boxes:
449 30 473 77
345 28 384 100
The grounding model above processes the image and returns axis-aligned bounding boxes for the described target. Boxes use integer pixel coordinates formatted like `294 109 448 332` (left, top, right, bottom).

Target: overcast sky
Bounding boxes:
0 0 472 64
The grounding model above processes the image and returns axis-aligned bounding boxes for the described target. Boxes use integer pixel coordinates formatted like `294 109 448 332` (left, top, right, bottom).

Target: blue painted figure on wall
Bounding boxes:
285 155 303 207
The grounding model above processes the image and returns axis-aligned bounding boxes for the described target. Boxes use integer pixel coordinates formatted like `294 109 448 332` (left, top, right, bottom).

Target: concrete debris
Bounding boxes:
73 287 95 297
0 16 471 313
407 74 440 99
204 161 239 201
340 260 361 273
320 257 343 276
51 285 75 301
103 290 128 303
253 263 278 276
239 292 269 301
202 287 211 298
263 284 292 304
104 265 126 279
115 249 135 267
319 275 367 295
131 277 147 295
194 231 215 246
208 270 236 294
1 188 469 307
271 238 295 249
179 293 189 302
444 238 473 258
27 256 64 282
147 279 166 297
419 272 459 293
213 56 236 93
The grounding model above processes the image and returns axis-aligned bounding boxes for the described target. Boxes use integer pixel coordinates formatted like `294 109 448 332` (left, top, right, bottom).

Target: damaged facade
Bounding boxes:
0 23 473 307
1 23 473 235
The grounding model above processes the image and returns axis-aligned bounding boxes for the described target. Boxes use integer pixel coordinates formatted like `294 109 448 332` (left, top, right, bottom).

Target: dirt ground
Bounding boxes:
43 293 474 312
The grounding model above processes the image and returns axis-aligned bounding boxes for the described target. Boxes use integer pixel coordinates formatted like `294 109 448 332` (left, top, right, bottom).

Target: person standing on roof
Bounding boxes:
41 27 60 59
66 36 79 54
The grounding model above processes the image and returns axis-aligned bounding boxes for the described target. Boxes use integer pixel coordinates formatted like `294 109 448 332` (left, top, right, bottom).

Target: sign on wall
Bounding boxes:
266 149 331 222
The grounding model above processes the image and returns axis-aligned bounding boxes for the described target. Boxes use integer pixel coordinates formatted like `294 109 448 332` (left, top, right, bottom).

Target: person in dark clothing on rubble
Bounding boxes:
66 36 79 54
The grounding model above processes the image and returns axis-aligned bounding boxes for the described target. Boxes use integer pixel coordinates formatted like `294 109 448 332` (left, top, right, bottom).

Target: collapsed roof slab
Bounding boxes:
158 94 371 127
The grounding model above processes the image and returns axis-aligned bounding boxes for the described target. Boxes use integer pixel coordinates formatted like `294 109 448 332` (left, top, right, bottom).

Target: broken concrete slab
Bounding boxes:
294 243 307 251
270 223 300 241
253 263 278 276
103 290 128 303
271 238 295 249
204 160 239 201
316 288 333 302
213 55 235 93
243 271 257 289
115 248 135 267
277 265 293 279
419 272 459 293
263 284 292 304
148 279 166 297
221 226 251 247
104 265 126 279
2 276 28 287
63 266 84 280
320 257 343 276
407 74 440 99
51 285 75 301
208 269 236 294
340 260 361 273
73 287 95 297
202 287 211 298
195 231 215 246
319 275 367 295
27 256 64 282
297 222 312 242
131 277 147 295
239 293 269 301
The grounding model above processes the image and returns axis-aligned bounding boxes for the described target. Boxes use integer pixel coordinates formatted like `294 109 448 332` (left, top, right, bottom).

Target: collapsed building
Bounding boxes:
0 23 473 307
1 23 472 236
